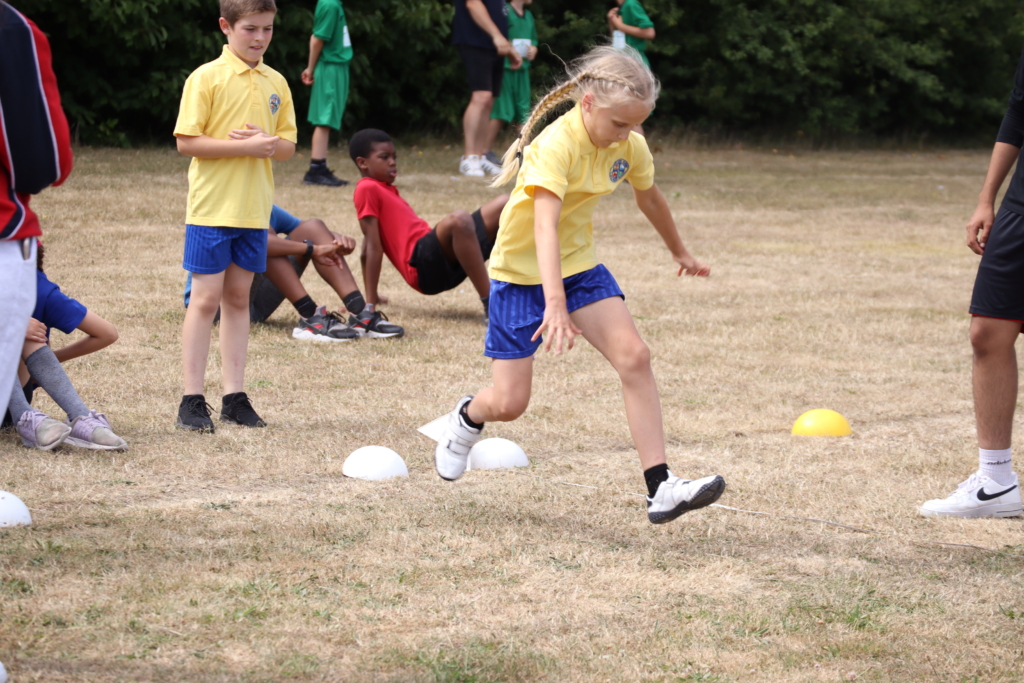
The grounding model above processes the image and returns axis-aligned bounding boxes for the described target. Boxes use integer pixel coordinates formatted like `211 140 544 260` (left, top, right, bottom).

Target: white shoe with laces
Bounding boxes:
459 155 485 178
919 472 1021 519
647 472 726 524
434 396 483 481
479 153 502 176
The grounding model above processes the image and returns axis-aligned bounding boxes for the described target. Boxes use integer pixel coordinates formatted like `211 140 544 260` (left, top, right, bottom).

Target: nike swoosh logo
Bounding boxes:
978 485 1018 501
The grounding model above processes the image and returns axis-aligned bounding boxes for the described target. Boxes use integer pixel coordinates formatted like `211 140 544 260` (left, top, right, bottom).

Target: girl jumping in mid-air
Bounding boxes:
433 46 725 524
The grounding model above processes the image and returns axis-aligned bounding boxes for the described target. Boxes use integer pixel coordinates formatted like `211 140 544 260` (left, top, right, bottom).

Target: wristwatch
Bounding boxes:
303 240 314 259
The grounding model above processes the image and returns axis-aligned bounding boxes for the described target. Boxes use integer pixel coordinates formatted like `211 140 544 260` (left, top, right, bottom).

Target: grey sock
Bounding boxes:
24 346 90 421
7 381 31 422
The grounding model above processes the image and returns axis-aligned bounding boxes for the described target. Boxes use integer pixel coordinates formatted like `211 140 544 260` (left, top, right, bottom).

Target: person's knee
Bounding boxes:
614 339 652 377
971 319 1018 357
490 392 529 422
293 219 330 242
189 289 221 318
470 91 494 107
220 285 251 312
450 210 474 235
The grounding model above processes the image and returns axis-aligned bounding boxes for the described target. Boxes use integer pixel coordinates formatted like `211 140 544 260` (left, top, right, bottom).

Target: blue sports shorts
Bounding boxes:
183 224 268 274
484 264 624 359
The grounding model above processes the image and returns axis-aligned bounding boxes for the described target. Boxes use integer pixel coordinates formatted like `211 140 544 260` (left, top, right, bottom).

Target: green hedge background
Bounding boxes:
15 0 1024 145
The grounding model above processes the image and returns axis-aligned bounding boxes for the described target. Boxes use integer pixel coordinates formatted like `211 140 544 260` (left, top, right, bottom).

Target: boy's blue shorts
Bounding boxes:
183 224 268 274
484 264 624 360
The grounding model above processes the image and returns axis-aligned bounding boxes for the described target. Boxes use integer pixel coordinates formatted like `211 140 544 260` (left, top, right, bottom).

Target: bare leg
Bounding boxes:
478 193 510 243
485 118 504 157
971 316 1022 450
570 297 666 470
311 126 331 160
463 91 494 157
466 357 533 424
289 221 359 300
219 264 254 395
182 271 225 395
435 210 490 299
264 253 309 304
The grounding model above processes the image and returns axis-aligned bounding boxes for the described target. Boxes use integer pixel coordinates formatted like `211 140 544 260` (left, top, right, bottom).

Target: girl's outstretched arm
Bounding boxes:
53 310 118 363
632 182 710 276
531 188 582 354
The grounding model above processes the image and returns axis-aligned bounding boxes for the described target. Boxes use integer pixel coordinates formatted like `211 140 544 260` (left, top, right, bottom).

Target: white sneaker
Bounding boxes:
920 472 1021 519
479 152 502 176
434 396 483 481
647 472 726 524
459 155 485 178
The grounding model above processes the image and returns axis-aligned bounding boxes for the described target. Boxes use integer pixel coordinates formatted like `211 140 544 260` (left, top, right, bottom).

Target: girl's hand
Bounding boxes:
24 318 47 344
335 235 357 256
301 68 314 86
228 123 267 139
532 303 582 355
675 254 710 277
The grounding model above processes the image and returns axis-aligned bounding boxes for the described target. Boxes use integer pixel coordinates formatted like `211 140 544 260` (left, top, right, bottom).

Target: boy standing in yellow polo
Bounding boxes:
173 0 296 432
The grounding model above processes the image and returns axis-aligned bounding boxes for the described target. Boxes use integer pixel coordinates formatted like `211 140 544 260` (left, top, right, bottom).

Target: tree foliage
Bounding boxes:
14 0 1024 144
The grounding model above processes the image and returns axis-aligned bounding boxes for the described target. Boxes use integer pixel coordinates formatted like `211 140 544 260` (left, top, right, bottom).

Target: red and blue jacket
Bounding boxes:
0 2 73 241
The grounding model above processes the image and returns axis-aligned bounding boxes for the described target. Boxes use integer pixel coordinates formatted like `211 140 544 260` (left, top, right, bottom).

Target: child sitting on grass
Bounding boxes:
4 244 126 451
349 128 509 322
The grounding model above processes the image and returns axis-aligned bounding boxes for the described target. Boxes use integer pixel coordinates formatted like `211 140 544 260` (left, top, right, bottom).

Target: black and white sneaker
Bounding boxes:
349 309 405 338
293 305 359 342
220 392 267 428
176 394 215 433
483 150 504 170
302 165 348 187
646 472 725 524
920 472 1022 518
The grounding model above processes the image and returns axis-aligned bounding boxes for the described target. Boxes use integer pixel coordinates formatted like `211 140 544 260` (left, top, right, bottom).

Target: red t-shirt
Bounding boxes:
353 177 432 292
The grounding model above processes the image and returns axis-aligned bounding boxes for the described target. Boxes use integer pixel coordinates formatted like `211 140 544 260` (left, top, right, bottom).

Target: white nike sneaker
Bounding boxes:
647 472 726 524
920 472 1022 519
479 152 502 176
459 155 485 178
434 396 483 481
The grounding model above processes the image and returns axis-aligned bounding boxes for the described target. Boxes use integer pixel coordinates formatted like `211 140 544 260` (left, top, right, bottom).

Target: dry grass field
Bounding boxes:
1 141 1023 683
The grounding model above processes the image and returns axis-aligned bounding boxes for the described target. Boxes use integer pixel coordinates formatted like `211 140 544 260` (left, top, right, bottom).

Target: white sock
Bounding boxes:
979 448 1014 485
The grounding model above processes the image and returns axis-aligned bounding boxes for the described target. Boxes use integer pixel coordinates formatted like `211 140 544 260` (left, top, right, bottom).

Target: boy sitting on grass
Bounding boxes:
349 128 509 321
184 205 403 340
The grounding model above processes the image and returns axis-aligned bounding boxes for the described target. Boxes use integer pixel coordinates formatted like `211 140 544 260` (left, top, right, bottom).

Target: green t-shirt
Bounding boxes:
504 4 538 70
619 0 653 56
313 0 353 64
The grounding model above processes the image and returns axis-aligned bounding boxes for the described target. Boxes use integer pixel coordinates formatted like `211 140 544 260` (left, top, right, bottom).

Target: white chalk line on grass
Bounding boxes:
511 471 1023 557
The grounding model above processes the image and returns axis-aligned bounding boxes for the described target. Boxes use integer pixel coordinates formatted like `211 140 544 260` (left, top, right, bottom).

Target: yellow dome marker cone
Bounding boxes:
791 409 851 437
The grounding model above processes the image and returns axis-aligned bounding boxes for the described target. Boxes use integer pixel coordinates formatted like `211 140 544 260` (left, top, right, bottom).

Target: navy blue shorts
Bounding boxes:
970 207 1024 323
484 264 624 359
183 224 268 274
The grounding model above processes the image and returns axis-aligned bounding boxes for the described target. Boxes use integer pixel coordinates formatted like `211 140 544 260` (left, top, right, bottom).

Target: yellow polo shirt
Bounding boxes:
489 104 655 285
174 45 297 229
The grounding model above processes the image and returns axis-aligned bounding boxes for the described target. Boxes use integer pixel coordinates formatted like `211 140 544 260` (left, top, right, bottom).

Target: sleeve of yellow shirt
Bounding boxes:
274 78 298 143
173 71 211 137
521 133 575 200
626 132 655 191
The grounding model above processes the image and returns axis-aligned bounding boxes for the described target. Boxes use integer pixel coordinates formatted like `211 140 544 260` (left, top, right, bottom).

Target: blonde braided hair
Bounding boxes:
491 46 659 188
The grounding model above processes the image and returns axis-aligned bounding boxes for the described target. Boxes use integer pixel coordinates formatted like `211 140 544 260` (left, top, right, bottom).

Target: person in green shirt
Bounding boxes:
607 0 655 134
484 0 538 167
607 0 655 69
301 0 354 187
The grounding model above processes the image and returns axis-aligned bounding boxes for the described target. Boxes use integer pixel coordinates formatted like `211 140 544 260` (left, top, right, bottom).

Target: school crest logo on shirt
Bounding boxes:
609 158 629 183
269 93 280 115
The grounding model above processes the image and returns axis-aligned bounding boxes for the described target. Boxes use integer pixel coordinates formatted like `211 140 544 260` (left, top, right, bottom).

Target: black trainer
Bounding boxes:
293 305 359 342
176 394 215 433
348 309 405 339
221 392 267 428
302 165 348 187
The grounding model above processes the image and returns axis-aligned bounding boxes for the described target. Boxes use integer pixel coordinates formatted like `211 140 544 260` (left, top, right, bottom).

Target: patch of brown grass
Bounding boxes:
1 144 1022 682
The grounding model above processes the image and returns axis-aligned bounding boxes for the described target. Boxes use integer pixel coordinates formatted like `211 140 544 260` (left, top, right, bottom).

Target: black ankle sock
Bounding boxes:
459 401 484 430
294 295 318 319
343 291 367 315
310 158 326 168
644 464 670 497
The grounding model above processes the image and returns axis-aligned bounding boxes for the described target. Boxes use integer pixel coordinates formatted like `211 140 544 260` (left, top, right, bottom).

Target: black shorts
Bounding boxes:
970 206 1024 323
457 44 504 96
410 209 492 295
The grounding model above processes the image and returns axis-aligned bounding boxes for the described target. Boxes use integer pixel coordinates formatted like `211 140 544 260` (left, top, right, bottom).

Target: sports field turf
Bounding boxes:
1 144 1022 682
